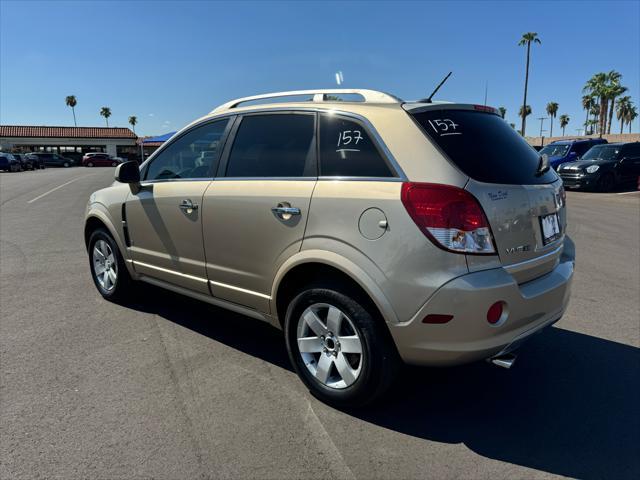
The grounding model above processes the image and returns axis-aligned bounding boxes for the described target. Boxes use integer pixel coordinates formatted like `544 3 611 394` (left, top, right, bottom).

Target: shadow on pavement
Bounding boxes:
125 284 640 480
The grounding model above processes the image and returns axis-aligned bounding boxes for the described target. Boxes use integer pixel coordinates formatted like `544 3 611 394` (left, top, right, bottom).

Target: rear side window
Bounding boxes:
411 109 557 185
226 114 315 177
319 114 393 177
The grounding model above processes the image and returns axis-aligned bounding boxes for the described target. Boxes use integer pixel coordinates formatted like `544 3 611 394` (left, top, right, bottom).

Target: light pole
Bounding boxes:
536 117 548 138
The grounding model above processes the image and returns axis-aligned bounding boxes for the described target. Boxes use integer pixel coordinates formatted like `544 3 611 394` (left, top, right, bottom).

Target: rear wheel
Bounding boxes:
88 229 132 301
63 161 70 168
285 285 399 408
87 162 94 167
111 161 117 167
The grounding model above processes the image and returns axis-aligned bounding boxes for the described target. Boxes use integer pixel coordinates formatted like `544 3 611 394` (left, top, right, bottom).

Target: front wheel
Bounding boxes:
111 161 117 167
88 229 133 301
63 162 70 167
285 286 399 408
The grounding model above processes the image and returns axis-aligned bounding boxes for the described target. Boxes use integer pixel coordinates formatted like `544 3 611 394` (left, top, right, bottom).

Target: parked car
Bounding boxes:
29 152 75 167
25 153 46 169
539 138 608 170
558 142 640 191
84 89 574 407
13 153 35 171
62 152 84 165
82 153 121 167
0 152 22 172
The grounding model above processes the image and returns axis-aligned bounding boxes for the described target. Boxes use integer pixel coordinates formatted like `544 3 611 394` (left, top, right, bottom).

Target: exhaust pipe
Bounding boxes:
489 352 517 369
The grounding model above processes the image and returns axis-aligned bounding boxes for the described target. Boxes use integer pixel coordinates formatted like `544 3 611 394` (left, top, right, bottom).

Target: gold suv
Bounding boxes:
85 89 575 407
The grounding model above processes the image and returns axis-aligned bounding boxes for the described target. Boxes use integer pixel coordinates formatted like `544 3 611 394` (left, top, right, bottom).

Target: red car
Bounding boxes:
82 153 122 167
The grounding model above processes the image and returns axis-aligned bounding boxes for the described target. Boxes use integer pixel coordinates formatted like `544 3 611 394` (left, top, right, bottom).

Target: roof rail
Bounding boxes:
211 89 402 113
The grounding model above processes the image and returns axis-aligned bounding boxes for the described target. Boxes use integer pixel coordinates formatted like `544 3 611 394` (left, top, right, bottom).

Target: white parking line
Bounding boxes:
615 190 640 196
27 175 94 204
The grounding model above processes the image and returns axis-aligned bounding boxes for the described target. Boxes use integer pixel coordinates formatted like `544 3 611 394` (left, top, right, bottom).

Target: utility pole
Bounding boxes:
537 117 547 138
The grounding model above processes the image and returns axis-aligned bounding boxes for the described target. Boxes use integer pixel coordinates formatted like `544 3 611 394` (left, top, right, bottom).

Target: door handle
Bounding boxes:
271 203 300 220
271 206 300 215
179 199 198 213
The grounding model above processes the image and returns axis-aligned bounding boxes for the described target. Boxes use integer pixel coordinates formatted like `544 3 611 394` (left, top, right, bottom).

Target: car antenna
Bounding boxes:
419 71 453 103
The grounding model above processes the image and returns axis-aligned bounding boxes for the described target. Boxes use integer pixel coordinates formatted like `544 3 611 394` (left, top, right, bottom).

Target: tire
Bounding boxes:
88 228 133 301
87 162 94 167
111 161 117 167
63 162 70 168
284 285 400 408
598 173 615 192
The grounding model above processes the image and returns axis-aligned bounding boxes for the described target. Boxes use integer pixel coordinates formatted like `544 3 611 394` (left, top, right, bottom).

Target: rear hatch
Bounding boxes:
408 105 566 283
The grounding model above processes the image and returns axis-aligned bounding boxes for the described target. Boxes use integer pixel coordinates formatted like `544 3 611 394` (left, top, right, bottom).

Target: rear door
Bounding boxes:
410 107 565 283
201 112 317 312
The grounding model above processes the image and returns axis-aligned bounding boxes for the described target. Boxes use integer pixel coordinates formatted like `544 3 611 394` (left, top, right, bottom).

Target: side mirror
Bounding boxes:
115 161 140 184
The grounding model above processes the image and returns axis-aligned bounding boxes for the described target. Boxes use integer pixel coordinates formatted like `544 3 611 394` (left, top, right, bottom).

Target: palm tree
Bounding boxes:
128 116 137 133
498 107 506 119
606 71 626 134
546 102 559 137
583 72 608 136
65 95 78 127
616 96 632 134
559 114 570 136
518 32 541 136
626 105 638 134
519 105 532 134
100 107 111 127
582 95 594 135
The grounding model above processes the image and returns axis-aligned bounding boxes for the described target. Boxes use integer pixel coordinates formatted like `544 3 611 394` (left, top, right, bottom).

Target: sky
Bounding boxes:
1 0 639 137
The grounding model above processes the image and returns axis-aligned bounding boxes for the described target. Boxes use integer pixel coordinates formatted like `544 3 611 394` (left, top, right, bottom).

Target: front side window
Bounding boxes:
319 114 393 177
145 119 229 181
225 114 315 177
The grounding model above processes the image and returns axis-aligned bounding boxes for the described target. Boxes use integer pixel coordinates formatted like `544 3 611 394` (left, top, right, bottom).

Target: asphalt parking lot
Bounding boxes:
1 167 639 480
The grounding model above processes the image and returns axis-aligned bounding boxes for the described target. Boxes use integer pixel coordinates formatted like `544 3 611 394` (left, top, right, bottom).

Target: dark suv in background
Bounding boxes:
540 138 608 170
558 142 640 191
28 152 75 167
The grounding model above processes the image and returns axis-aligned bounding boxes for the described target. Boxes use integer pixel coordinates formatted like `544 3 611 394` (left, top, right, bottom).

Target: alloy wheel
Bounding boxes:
296 303 363 389
92 239 117 291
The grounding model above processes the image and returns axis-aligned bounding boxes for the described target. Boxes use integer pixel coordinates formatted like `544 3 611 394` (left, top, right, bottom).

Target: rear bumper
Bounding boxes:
388 237 575 366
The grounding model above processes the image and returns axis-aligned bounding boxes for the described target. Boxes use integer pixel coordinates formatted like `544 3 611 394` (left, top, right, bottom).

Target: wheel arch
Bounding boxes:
84 207 134 277
271 250 399 328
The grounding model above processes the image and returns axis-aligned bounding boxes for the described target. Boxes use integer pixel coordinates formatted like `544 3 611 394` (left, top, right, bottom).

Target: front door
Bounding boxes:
202 112 317 311
126 118 231 294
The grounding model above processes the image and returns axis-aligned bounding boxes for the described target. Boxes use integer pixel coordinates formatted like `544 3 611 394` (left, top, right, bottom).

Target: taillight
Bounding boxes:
401 182 496 255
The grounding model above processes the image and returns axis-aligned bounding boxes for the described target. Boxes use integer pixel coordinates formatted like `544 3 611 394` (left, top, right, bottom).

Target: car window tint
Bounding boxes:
225 114 315 177
145 119 229 181
624 144 640 157
319 114 393 177
411 109 557 185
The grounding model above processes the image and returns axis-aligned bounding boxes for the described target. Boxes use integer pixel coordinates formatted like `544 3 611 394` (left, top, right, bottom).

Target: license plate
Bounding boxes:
540 213 561 245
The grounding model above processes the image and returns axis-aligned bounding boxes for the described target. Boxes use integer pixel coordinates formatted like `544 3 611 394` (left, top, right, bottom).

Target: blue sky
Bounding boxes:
1 0 638 136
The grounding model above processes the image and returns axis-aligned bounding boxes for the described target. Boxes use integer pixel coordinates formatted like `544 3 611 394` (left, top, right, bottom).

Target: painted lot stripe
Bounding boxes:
615 190 640 195
27 175 94 204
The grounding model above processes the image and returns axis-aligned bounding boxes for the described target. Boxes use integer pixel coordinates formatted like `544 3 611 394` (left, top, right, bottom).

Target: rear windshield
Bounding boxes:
411 109 557 185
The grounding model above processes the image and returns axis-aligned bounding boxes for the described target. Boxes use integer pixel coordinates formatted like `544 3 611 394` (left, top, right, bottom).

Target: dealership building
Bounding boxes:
0 125 138 159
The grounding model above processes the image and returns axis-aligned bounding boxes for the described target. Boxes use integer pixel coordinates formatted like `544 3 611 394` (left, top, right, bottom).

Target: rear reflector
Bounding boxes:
422 314 454 324
401 183 496 255
487 301 504 324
